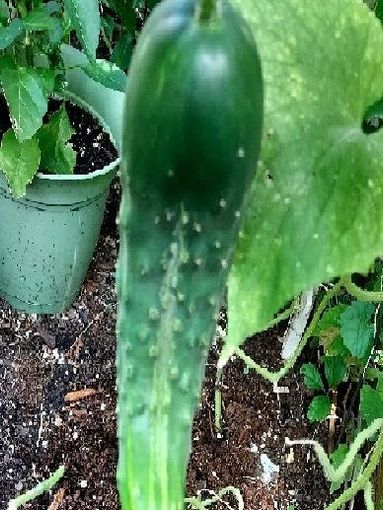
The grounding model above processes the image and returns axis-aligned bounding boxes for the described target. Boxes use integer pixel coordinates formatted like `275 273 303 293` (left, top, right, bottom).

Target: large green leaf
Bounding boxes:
37 105 76 175
0 18 24 50
0 129 41 198
0 67 54 141
64 0 100 60
223 0 383 361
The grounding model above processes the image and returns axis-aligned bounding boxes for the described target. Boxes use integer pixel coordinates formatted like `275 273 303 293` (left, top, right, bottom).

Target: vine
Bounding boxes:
7 466 65 510
286 420 383 510
218 282 343 381
342 274 383 302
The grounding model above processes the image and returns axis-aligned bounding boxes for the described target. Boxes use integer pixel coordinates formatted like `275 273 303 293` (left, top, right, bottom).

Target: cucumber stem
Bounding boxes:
342 274 383 302
198 0 218 23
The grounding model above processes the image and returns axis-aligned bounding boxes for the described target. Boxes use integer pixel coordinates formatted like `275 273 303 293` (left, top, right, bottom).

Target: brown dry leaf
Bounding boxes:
48 488 65 510
64 388 99 403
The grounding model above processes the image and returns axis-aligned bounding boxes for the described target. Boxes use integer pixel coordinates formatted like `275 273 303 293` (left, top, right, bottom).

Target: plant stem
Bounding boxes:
325 428 383 510
265 300 296 330
232 282 343 384
8 466 65 509
214 367 223 431
342 274 383 302
198 0 218 23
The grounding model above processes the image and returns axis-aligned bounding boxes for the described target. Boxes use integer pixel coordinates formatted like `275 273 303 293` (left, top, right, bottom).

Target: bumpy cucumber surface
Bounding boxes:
117 1 263 509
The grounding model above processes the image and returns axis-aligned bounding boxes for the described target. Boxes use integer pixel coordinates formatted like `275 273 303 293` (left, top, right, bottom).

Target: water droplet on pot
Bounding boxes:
149 307 160 321
194 258 202 267
141 264 149 276
126 364 134 379
172 318 183 332
182 211 189 224
179 372 190 392
170 365 179 379
149 344 159 357
237 147 245 158
209 296 216 306
138 328 149 341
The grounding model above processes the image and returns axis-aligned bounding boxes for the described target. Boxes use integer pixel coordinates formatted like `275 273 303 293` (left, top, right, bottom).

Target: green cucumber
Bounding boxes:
116 0 263 509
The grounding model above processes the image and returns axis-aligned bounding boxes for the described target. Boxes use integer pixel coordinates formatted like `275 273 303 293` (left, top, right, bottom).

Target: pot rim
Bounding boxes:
35 90 121 182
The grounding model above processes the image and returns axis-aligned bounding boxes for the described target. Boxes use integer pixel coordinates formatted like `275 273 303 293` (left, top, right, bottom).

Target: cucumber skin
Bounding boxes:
117 1 263 509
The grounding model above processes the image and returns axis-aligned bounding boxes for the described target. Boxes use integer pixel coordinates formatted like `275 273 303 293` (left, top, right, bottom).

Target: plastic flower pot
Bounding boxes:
0 46 125 314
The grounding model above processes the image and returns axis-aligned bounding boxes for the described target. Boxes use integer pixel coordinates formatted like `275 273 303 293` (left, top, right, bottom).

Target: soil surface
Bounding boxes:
0 183 332 510
46 100 118 175
0 95 117 176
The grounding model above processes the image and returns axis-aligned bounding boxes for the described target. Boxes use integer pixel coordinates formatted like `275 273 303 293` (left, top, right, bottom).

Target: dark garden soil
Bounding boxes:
45 100 118 175
0 183 332 510
0 96 118 176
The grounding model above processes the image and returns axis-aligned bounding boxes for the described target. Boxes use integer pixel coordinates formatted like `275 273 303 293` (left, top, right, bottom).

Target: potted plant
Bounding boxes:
0 0 126 314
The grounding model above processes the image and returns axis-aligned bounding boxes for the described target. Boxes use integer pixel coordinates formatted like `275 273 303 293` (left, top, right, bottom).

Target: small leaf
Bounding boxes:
300 363 324 391
0 66 54 141
324 355 347 388
307 395 330 423
101 15 115 40
0 0 10 23
43 1 62 15
111 31 133 70
107 0 136 31
0 18 24 50
313 304 349 354
365 367 383 381
375 0 383 23
340 302 375 358
0 129 40 197
37 105 76 175
82 59 127 92
64 0 100 60
326 336 351 358
360 384 383 425
23 8 60 31
307 395 331 423
313 304 348 337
